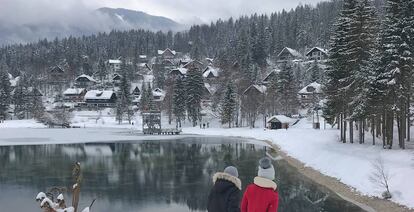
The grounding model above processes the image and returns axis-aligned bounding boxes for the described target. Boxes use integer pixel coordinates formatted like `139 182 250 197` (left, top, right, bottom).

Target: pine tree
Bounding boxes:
186 67 204 127
173 77 186 128
221 82 236 128
116 72 133 124
0 70 11 120
277 62 298 115
309 60 321 83
97 58 107 83
13 76 29 119
140 84 148 112
324 0 359 142
376 0 413 148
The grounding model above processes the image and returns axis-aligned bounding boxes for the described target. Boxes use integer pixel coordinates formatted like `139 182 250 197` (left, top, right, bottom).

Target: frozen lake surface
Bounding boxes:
0 137 365 211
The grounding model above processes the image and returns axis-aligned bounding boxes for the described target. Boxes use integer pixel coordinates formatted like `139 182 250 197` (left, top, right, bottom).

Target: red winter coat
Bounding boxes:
241 177 279 212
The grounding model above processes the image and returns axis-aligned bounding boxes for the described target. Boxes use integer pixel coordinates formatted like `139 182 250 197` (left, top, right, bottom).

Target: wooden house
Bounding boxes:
108 59 122 73
152 88 165 102
262 69 280 84
277 47 302 62
63 88 87 102
49 66 65 83
84 90 117 108
169 68 187 77
266 115 296 129
75 74 97 88
183 60 204 71
157 48 176 59
306 47 328 61
298 82 323 105
203 66 221 79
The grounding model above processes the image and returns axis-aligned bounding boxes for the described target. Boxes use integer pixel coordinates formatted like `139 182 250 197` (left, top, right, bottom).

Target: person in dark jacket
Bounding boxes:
241 157 279 212
207 166 242 212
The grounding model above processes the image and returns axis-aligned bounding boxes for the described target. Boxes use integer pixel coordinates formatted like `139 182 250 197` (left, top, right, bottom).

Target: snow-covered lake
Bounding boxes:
0 137 365 212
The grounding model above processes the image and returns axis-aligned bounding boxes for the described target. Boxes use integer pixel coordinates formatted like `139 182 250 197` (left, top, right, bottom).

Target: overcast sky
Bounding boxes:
85 0 323 24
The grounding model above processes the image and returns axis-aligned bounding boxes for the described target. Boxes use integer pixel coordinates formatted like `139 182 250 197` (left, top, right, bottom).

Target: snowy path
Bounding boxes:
183 119 414 209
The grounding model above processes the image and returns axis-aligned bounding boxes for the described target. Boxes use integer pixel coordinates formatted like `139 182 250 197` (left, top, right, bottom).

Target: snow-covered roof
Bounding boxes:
158 48 176 56
170 67 188 75
152 88 165 96
50 66 64 73
244 84 267 94
63 88 86 95
183 60 204 69
84 90 115 100
204 83 217 95
263 69 280 82
277 47 302 58
108 59 122 64
298 82 323 94
267 115 297 124
203 66 220 78
206 58 214 63
75 74 96 82
130 82 143 93
9 75 20 87
306 47 328 56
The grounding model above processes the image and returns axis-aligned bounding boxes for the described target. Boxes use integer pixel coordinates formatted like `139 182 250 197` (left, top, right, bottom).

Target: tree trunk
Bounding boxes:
350 120 354 144
372 117 375 145
343 113 347 143
382 112 386 148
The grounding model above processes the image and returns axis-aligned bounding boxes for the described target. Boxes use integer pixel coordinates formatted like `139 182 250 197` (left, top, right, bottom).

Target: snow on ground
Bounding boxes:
0 119 46 128
71 109 141 129
1 112 413 208
183 117 414 209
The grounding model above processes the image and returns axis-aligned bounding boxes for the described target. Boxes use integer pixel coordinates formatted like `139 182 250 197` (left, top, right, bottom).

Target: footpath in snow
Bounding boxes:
183 118 414 209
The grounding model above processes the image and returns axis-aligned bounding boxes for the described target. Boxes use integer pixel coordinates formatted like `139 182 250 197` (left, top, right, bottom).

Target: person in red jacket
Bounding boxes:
241 157 279 212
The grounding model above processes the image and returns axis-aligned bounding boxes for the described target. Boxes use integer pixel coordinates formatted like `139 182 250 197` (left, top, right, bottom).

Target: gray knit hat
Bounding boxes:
224 166 239 178
258 157 275 180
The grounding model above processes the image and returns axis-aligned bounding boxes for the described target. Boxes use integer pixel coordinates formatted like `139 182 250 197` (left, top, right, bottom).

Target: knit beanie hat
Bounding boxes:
224 166 239 178
258 157 275 180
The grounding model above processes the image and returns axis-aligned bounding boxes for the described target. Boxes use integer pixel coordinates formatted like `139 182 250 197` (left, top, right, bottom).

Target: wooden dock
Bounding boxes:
143 128 182 135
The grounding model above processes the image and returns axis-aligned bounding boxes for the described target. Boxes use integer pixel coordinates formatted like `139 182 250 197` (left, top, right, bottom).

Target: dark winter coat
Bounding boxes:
241 177 279 212
207 172 242 212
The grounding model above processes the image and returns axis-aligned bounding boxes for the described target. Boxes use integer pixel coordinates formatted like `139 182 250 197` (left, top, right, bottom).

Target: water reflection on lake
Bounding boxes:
0 137 365 212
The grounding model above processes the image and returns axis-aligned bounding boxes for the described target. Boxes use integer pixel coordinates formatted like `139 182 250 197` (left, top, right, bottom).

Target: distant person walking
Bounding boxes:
208 166 242 212
241 157 279 212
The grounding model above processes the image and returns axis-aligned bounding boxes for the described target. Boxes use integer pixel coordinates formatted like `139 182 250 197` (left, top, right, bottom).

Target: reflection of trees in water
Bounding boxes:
0 140 364 212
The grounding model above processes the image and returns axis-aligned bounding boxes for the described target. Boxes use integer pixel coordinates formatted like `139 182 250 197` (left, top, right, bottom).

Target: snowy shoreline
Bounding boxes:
182 122 414 211
0 118 413 210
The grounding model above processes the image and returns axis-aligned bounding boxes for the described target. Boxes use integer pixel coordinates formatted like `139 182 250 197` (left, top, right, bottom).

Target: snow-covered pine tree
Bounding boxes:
220 82 236 128
186 66 204 127
115 71 132 124
277 62 298 115
266 71 280 116
347 0 379 143
97 58 107 84
308 60 322 83
172 77 186 128
0 70 11 120
140 84 148 112
119 70 133 123
145 84 156 111
324 0 358 142
13 75 30 119
377 0 414 149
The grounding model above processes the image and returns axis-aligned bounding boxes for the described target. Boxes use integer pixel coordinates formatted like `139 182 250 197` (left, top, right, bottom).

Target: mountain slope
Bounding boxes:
97 7 182 32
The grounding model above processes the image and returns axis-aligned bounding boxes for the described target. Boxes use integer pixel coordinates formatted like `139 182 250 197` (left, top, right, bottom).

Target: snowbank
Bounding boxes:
183 118 414 209
0 119 46 128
